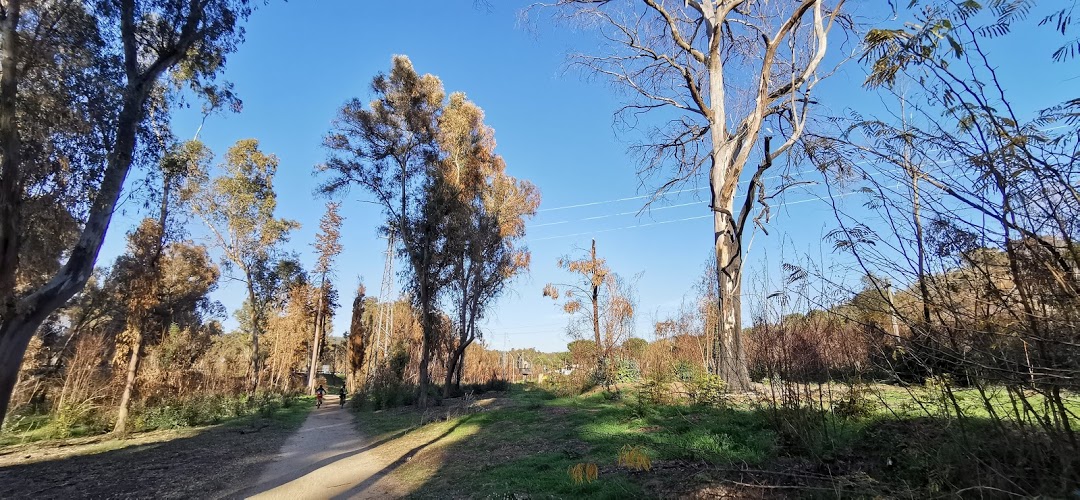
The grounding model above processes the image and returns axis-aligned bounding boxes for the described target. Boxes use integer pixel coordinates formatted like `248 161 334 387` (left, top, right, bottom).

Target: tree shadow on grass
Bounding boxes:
347 384 1079 499
0 410 305 499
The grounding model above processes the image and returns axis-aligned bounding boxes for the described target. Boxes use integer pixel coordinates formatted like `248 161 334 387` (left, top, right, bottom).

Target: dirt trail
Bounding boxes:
244 395 405 500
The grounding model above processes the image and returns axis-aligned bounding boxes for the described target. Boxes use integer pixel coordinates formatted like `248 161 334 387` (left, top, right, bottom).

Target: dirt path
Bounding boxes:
243 395 405 500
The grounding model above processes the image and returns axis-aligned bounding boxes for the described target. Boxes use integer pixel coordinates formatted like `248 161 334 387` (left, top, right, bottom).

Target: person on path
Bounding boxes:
338 386 347 408
315 384 325 408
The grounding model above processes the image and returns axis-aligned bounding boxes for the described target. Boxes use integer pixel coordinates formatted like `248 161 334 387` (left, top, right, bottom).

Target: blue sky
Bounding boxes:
98 1 1078 353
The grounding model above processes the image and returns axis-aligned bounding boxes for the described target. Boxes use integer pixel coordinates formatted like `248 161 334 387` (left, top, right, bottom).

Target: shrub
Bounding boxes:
568 462 599 485
635 378 670 407
831 389 875 419
673 360 698 382
686 374 726 407
48 401 109 438
132 392 295 431
361 380 417 410
617 444 652 471
541 372 593 397
613 358 640 383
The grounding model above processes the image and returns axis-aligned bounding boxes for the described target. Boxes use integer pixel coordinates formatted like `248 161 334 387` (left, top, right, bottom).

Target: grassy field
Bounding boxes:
0 396 313 498
353 383 1080 498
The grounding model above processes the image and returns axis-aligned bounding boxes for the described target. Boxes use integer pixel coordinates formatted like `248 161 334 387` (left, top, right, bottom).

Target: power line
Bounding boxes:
536 167 820 213
531 185 888 242
529 166 909 240
532 200 704 228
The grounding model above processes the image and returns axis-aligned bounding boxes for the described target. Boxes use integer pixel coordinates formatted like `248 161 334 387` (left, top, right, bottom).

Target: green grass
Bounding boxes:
1 392 311 448
352 383 1080 498
353 385 781 498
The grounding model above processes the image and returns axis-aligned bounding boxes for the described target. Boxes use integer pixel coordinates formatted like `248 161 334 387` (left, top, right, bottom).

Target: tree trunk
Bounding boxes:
0 314 39 424
307 280 325 392
246 279 260 395
712 210 751 391
418 322 433 407
590 239 603 373
0 83 150 427
454 350 464 389
112 330 143 435
443 341 472 398
0 1 23 314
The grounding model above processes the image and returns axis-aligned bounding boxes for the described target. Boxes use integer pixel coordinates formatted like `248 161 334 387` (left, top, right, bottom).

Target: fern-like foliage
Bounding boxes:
567 462 599 484
616 445 653 472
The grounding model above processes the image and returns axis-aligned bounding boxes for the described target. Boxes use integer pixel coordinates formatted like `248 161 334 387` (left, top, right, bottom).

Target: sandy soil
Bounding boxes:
241 395 405 500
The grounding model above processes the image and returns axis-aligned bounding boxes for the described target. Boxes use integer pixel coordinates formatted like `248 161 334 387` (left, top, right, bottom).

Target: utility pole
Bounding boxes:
374 232 396 365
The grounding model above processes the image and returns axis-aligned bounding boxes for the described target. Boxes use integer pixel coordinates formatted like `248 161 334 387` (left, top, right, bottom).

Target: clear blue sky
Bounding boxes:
98 1 1077 353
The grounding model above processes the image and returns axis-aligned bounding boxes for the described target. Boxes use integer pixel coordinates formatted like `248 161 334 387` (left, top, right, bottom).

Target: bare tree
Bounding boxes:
806 0 1080 491
542 0 847 390
545 239 636 381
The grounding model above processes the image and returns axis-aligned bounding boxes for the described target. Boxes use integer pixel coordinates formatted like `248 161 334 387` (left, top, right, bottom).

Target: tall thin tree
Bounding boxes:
308 202 343 392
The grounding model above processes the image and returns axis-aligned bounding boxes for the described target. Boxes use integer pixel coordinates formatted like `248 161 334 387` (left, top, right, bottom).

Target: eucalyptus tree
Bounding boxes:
112 140 210 434
187 139 298 394
307 202 343 392
438 93 540 396
544 0 848 390
110 222 219 432
320 55 454 407
0 0 255 425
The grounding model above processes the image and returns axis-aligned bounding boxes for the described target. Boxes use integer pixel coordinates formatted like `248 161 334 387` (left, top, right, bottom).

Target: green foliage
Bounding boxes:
831 390 877 419
357 379 418 411
685 374 726 407
672 360 698 382
46 402 110 439
612 358 640 383
133 393 295 431
634 378 670 408
541 372 593 398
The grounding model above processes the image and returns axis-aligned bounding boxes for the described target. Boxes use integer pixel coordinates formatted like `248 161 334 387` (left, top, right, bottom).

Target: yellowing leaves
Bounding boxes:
567 462 598 485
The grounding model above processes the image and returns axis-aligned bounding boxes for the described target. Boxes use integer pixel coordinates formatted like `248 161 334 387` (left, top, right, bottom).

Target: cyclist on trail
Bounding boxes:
338 386 347 408
315 384 326 408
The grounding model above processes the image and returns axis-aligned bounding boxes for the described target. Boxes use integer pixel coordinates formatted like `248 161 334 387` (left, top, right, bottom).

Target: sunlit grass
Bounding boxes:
350 383 1080 498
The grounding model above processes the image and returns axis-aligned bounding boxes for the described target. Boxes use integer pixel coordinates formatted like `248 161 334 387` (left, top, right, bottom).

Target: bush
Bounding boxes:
461 377 509 395
685 374 726 407
673 360 699 382
831 389 875 419
132 392 294 431
48 401 109 438
613 358 641 383
360 380 417 410
541 372 593 397
635 378 670 407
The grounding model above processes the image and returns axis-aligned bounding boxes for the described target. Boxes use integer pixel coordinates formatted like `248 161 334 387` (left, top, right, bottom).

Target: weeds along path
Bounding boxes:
244 395 405 500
